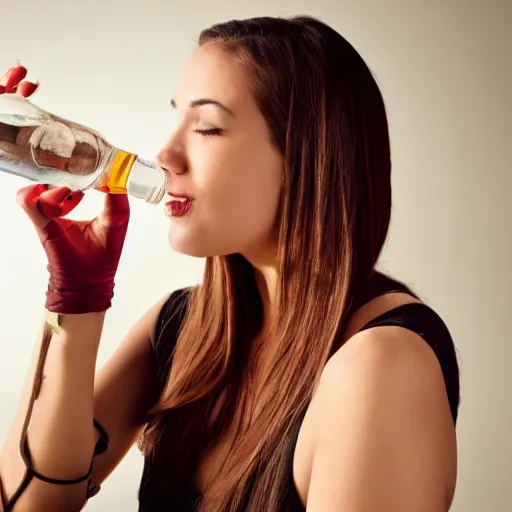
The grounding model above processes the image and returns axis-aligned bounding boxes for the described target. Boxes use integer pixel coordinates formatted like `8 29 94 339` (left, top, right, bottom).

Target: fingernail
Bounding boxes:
66 194 73 201
0 85 4 94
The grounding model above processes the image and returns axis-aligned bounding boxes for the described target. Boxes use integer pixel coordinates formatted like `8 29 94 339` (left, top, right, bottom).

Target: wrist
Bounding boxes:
45 287 115 314
45 309 107 330
46 264 116 314
43 309 106 355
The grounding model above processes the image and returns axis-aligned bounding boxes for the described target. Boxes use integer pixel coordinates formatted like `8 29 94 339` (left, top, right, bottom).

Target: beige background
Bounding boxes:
0 0 510 510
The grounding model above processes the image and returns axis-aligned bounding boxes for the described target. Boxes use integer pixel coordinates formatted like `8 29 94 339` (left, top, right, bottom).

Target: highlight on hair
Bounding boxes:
139 15 396 511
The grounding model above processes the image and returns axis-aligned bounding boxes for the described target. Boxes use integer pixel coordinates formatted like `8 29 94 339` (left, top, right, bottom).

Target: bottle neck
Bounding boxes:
125 156 168 204
95 149 167 204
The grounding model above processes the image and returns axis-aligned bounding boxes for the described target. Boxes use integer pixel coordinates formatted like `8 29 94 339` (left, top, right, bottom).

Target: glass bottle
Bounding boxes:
0 94 167 204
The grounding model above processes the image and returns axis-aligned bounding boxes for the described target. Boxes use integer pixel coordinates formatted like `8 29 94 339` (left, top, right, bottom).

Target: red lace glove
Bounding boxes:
17 185 130 314
4 65 130 314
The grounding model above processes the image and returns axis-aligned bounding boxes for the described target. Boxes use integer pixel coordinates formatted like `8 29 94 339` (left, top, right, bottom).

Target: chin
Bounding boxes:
167 224 269 260
168 230 224 258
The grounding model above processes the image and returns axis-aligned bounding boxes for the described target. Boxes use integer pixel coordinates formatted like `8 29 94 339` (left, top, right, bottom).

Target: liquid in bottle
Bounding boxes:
0 94 167 204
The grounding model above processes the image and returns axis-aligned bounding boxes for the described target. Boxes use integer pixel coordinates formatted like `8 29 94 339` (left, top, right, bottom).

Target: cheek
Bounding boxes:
196 135 280 203
176 136 282 255
231 171 281 251
207 149 281 226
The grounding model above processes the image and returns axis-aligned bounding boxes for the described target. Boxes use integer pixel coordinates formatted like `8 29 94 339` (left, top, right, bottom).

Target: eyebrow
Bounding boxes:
170 98 235 116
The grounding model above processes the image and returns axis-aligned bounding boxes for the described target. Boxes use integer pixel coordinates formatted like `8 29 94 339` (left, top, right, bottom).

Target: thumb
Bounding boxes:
101 193 130 226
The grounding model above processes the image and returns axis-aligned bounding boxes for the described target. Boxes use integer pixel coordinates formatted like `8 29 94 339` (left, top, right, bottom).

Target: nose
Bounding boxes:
155 135 187 176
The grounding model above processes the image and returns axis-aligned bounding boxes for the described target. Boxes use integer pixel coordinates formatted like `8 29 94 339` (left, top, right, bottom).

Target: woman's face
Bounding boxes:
156 43 283 260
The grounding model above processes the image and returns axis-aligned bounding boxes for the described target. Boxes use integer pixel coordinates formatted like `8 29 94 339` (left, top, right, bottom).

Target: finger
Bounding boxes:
17 81 39 97
0 65 28 93
102 193 130 224
0 66 21 86
38 187 84 218
5 66 28 92
16 183 54 230
16 185 82 231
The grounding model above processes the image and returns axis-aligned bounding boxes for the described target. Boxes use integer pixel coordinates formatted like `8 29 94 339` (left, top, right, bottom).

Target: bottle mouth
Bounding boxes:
151 174 168 204
126 157 168 204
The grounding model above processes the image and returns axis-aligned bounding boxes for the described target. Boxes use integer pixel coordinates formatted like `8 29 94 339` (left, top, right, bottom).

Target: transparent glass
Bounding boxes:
0 94 167 204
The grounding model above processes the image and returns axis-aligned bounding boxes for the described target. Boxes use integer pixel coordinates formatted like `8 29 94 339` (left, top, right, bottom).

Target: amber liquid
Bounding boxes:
95 149 136 194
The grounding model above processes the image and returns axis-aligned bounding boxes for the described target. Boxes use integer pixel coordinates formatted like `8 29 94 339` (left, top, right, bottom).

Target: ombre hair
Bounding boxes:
140 15 397 511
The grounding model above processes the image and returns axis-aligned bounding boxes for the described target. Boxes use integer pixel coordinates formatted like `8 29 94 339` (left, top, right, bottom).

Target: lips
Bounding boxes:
167 192 193 200
165 193 194 217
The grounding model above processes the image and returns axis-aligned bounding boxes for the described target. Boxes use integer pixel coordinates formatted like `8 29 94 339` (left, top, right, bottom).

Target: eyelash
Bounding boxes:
194 128 223 137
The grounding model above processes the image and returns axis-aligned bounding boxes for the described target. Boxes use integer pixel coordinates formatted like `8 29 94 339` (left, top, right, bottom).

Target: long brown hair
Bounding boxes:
139 15 394 510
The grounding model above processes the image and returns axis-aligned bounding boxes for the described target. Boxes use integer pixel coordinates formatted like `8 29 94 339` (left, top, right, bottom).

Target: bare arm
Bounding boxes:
0 295 169 511
305 327 457 512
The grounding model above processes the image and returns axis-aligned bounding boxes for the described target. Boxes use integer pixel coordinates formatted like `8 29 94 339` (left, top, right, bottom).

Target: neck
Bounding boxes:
254 265 277 329
243 246 278 332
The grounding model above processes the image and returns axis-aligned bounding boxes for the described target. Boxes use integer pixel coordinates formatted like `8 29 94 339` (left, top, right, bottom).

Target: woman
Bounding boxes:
0 15 459 512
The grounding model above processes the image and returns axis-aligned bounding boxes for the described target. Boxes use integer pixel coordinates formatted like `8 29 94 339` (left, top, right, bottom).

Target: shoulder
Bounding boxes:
316 298 456 426
304 324 457 510
319 323 447 407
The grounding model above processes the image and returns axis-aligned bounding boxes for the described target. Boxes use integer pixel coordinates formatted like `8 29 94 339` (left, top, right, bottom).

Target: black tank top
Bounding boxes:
139 280 460 511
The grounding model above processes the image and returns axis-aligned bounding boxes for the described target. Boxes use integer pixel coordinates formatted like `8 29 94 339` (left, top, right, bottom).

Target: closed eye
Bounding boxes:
194 128 223 137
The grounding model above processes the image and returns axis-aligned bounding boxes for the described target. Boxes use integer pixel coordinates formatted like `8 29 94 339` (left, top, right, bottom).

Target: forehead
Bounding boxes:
174 43 253 110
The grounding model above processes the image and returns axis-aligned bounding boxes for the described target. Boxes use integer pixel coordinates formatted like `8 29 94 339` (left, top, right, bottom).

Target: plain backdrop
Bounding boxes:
0 0 510 510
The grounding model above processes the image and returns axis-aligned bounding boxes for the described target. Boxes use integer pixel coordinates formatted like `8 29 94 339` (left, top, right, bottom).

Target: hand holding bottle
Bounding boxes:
1 65 130 314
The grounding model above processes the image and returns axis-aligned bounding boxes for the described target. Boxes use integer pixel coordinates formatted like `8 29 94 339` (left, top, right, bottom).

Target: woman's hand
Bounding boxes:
0 63 38 96
1 64 130 314
17 185 130 314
